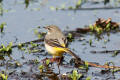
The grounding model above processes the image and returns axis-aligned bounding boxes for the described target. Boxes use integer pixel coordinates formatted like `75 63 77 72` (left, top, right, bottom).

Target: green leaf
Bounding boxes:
86 76 91 80
105 23 111 31
76 0 82 6
0 73 8 80
46 59 50 65
89 39 92 46
69 69 82 80
68 33 73 39
89 25 94 31
76 0 82 8
18 43 23 49
39 65 44 72
50 6 55 11
0 22 6 32
112 51 119 57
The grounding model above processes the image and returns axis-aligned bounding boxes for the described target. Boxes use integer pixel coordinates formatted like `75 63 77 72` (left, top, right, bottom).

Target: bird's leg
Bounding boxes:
41 56 64 64
57 56 64 74
50 56 64 63
50 57 59 62
49 58 56 62
41 57 59 63
57 56 64 65
41 57 49 63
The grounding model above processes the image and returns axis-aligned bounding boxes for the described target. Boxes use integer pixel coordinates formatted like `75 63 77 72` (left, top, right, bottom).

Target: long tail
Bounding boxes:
64 48 80 60
66 49 79 59
63 49 120 69
64 48 84 64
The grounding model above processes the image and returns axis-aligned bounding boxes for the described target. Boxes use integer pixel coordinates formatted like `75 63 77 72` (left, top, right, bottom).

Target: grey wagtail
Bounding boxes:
44 25 80 61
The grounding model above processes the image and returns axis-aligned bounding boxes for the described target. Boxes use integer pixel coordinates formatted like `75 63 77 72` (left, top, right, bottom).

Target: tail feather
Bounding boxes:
64 48 85 65
64 48 80 59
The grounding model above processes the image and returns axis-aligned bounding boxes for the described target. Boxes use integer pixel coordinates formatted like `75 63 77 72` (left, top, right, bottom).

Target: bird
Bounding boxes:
44 25 81 63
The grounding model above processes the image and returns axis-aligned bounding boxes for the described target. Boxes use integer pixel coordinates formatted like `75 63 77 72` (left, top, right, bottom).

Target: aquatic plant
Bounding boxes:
68 69 82 80
0 22 6 33
0 42 12 54
0 72 8 80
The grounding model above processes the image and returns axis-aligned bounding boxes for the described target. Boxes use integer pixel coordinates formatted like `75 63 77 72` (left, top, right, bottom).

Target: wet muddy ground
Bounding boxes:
0 0 120 80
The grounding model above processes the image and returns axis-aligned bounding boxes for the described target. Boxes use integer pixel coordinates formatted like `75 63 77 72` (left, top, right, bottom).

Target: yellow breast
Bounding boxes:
45 43 65 57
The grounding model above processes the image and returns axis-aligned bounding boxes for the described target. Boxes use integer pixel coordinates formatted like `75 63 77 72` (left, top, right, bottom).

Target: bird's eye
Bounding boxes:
47 27 51 30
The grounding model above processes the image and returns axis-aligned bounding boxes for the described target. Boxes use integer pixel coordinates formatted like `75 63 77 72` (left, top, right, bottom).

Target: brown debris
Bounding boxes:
87 62 120 69
75 18 119 34
76 27 90 33
94 18 119 29
74 59 120 69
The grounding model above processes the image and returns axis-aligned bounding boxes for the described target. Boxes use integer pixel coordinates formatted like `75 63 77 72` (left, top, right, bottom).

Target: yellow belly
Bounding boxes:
45 43 65 57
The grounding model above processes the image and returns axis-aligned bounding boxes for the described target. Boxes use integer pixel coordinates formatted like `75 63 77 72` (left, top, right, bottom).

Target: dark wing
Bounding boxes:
62 37 67 45
45 38 65 48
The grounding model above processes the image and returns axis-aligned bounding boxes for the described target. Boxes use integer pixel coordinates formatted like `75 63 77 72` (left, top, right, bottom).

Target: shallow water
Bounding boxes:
0 0 120 80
